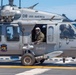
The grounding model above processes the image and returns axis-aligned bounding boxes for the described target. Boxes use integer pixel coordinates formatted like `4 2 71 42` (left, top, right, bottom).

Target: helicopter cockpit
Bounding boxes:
60 23 76 39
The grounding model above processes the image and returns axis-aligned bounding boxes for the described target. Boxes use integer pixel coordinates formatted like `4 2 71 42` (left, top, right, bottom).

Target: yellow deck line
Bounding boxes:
0 66 76 70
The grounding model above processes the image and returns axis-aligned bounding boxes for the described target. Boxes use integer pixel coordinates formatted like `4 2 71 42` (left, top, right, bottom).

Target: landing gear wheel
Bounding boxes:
40 59 45 64
21 53 35 66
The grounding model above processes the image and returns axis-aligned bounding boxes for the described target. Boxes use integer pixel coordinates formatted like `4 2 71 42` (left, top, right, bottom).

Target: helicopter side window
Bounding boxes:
60 24 75 39
0 26 2 41
47 26 54 42
32 24 47 42
6 26 20 41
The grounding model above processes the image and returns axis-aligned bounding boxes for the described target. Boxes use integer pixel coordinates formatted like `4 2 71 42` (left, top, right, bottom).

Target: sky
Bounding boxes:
1 0 76 20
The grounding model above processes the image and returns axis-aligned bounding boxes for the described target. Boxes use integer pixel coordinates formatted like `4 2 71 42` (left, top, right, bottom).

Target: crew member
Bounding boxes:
34 27 44 44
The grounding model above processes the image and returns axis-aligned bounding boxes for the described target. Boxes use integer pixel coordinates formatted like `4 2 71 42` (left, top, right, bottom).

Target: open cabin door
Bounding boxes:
32 24 47 56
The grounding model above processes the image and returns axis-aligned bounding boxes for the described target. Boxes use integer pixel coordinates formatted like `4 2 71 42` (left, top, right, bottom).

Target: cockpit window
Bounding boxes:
6 26 20 41
72 24 76 29
60 24 75 39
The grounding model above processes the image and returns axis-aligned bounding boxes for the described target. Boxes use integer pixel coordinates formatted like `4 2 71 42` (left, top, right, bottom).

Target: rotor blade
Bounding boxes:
28 3 39 9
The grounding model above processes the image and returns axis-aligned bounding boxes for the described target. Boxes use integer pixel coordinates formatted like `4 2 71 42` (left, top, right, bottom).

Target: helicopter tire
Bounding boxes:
21 53 35 66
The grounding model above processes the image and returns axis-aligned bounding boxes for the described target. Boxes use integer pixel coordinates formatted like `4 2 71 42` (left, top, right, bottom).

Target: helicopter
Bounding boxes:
0 0 75 65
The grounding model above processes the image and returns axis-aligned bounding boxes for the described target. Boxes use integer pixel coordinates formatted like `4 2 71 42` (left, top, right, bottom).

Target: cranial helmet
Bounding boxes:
35 27 40 30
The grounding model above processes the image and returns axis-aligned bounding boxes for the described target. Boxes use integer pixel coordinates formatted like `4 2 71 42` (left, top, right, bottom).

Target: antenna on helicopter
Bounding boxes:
19 0 21 9
28 3 39 9
9 0 14 6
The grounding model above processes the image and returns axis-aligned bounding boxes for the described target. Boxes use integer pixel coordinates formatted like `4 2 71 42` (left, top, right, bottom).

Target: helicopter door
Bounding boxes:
47 24 57 51
32 24 47 56
0 25 22 55
59 23 76 57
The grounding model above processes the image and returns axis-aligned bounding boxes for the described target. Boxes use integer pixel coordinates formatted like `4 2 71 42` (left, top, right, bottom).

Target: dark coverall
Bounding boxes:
35 32 44 44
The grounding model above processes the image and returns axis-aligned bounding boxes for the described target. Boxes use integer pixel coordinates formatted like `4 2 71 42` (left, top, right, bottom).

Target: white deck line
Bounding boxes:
16 69 50 75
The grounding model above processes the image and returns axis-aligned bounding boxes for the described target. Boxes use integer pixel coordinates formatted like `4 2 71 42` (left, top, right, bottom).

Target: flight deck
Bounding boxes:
0 58 76 75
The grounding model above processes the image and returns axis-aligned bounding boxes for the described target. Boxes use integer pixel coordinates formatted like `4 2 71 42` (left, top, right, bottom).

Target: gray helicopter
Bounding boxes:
0 0 76 65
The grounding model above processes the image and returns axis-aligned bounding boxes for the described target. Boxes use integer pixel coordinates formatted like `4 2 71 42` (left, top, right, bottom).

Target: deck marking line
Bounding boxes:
16 68 50 75
0 66 76 70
